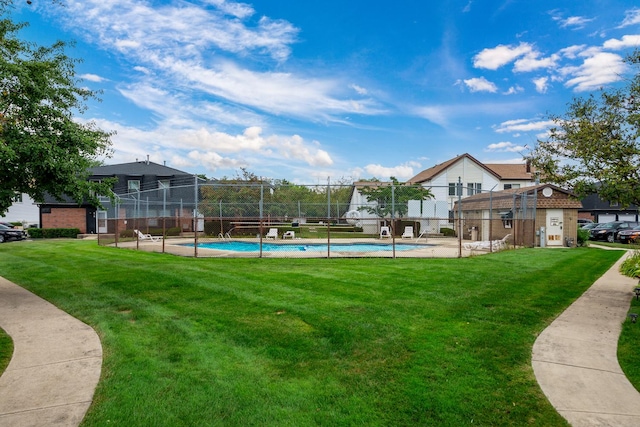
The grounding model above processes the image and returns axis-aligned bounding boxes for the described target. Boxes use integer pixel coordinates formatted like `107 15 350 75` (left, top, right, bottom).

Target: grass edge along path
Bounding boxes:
0 328 12 374
0 240 623 426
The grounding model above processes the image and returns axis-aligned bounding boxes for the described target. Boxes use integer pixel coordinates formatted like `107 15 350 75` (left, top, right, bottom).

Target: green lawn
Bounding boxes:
0 240 624 426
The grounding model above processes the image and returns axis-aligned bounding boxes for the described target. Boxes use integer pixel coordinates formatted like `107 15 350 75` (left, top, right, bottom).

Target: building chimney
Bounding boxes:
146 155 150 165
526 159 531 173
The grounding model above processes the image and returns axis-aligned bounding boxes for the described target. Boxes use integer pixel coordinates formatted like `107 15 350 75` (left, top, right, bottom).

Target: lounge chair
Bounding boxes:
134 229 162 242
463 234 511 251
283 231 295 239
266 228 278 239
380 226 391 239
493 234 511 250
401 226 413 239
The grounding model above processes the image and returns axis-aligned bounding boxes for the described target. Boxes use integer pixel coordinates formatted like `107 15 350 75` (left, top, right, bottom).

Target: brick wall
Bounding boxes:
41 207 87 233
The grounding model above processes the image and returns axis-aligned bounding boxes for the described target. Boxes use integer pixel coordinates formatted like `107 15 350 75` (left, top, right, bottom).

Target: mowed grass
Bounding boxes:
0 240 623 426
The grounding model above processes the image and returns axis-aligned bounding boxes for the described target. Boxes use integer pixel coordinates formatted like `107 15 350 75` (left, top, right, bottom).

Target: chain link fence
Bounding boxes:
96 181 537 258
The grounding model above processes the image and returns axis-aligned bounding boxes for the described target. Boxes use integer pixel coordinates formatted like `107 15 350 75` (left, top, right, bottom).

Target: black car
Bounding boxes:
0 224 27 243
589 221 639 243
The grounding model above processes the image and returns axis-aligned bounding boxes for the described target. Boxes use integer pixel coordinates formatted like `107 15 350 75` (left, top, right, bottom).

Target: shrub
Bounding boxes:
441 227 456 237
28 228 81 239
621 250 640 278
577 228 590 246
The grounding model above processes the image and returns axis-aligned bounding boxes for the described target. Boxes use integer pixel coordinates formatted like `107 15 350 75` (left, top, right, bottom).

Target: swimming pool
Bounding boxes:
186 241 430 252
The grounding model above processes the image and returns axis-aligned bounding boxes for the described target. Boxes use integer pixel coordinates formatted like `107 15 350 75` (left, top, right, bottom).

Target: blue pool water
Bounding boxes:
187 241 430 252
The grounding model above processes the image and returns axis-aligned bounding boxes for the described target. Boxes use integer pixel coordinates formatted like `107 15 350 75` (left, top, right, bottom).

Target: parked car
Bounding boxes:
589 221 639 242
578 218 594 226
581 222 601 230
0 224 27 243
618 225 640 244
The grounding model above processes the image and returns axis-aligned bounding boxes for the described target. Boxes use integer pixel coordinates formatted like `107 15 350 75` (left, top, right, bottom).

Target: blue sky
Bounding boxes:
14 0 640 182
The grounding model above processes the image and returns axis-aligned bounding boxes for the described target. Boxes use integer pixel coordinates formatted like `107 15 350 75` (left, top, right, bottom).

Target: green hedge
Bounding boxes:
28 228 81 239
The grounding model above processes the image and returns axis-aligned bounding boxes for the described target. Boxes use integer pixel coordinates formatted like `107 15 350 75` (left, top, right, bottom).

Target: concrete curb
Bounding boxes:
533 249 640 426
0 277 102 427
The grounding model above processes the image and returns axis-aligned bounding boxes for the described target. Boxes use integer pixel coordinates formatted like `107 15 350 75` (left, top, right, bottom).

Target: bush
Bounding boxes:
28 228 81 239
577 228 590 246
441 227 456 237
621 250 640 278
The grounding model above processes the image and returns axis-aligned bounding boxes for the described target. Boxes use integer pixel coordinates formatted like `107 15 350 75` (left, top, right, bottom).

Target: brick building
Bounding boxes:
40 160 195 234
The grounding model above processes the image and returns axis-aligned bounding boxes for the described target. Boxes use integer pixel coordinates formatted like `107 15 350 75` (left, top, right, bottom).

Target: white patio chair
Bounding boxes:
401 226 413 239
265 228 278 239
380 226 391 239
283 231 295 239
134 229 162 242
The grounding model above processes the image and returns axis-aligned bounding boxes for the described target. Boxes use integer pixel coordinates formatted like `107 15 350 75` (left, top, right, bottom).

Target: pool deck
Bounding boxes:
108 236 489 258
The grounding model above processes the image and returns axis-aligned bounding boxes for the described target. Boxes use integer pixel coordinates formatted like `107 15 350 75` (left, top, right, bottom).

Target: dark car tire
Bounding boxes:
607 234 615 243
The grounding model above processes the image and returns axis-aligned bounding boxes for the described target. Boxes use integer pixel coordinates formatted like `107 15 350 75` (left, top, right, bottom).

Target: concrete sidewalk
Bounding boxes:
0 277 102 427
533 249 640 426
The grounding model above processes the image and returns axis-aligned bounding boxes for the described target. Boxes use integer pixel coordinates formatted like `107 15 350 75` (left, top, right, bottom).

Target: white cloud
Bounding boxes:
362 163 418 180
558 16 594 29
503 85 523 95
86 118 334 173
412 105 450 126
494 119 555 133
350 84 368 95
55 0 382 123
618 8 640 28
80 73 106 82
602 35 640 50
177 61 383 120
562 51 628 92
513 53 559 72
559 45 587 59
532 77 549 93
464 77 498 93
59 0 299 61
207 0 255 19
473 42 533 70
484 141 527 153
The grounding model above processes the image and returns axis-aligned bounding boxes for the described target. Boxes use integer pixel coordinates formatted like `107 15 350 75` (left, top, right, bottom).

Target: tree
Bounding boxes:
0 6 114 215
357 177 433 218
526 50 640 207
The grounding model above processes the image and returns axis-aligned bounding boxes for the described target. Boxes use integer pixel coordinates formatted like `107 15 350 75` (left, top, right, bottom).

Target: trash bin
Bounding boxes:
565 237 574 247
471 226 478 241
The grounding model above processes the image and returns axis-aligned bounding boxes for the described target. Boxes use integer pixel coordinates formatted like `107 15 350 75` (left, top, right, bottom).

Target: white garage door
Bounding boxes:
598 214 616 223
619 214 637 222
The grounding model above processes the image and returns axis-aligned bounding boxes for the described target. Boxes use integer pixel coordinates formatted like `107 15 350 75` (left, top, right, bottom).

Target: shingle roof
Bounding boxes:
407 153 536 184
483 163 535 180
89 161 192 177
454 184 582 210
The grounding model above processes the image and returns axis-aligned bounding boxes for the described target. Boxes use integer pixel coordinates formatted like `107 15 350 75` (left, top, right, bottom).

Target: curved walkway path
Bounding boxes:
533 249 640 426
0 277 102 427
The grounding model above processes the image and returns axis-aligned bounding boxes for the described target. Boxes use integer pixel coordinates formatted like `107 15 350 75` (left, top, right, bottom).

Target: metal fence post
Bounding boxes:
457 177 462 258
392 183 396 259
327 177 331 258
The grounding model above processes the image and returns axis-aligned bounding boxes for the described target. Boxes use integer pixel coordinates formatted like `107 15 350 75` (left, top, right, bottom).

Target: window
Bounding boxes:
610 201 619 207
448 182 462 196
466 183 482 196
128 180 140 192
504 183 520 190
